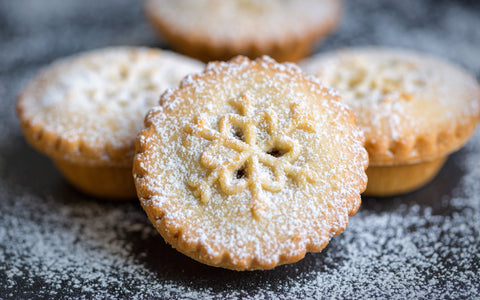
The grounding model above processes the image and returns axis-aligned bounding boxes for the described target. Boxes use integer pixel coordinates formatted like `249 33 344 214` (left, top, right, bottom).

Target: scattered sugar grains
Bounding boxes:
1 0 480 298
1 130 479 297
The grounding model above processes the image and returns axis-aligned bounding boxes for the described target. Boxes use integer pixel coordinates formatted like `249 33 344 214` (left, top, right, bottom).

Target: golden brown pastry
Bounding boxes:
301 47 480 196
144 0 343 62
17 46 204 199
133 56 368 270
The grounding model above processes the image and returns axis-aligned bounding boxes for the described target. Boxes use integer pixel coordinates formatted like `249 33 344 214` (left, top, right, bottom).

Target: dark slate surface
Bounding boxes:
0 0 479 298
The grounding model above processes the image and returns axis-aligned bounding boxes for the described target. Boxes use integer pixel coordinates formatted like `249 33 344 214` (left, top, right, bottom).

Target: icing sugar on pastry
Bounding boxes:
301 47 480 196
185 92 318 218
328 57 426 103
18 46 204 166
144 0 343 62
134 56 368 270
147 0 338 40
301 47 480 166
17 47 204 198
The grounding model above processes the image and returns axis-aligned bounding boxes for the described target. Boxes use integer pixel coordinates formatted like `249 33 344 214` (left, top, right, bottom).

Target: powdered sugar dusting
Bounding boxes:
146 0 340 42
301 48 480 140
2 0 480 297
301 47 480 165
2 132 479 298
134 56 368 269
18 47 204 164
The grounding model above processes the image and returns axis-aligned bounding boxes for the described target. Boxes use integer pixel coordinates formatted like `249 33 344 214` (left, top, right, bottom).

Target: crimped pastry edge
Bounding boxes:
300 47 480 166
133 55 368 270
143 0 343 62
16 106 133 167
364 114 480 166
16 46 203 168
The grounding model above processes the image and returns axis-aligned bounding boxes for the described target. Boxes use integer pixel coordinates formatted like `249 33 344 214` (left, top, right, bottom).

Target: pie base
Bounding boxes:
146 22 323 63
364 156 447 197
144 1 342 63
54 159 137 199
16 47 204 200
133 56 368 270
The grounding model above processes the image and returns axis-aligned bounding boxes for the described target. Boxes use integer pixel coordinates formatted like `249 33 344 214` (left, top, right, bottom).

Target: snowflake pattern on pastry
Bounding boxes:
185 92 317 217
327 57 426 103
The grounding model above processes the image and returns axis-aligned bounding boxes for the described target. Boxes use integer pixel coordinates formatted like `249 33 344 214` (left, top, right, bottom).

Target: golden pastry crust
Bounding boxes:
134 56 368 270
144 0 343 62
17 46 204 198
301 47 480 166
364 157 447 196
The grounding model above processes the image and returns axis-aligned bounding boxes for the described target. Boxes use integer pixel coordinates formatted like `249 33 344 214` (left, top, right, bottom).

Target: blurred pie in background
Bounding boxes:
301 47 480 196
144 0 343 62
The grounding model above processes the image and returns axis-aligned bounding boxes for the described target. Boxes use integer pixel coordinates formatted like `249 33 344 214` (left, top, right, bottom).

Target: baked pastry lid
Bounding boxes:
134 56 368 270
301 47 480 166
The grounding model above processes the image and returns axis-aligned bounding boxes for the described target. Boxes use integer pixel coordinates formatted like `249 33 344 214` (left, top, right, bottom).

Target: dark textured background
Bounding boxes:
1 0 479 298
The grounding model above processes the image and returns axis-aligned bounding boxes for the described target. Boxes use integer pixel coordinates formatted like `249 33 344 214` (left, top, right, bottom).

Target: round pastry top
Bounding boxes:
145 0 342 43
301 47 480 165
17 47 204 166
134 56 368 270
